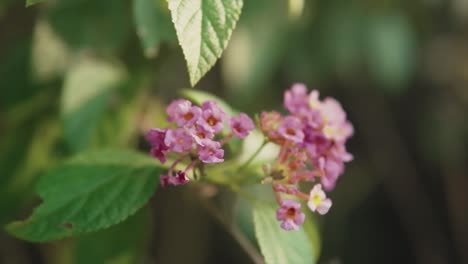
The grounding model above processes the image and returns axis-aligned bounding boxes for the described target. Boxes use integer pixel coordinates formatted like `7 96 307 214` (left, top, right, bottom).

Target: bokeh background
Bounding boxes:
1 0 468 263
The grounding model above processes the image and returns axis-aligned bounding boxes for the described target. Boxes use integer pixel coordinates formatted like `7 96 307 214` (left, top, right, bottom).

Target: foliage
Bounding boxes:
6 149 161 242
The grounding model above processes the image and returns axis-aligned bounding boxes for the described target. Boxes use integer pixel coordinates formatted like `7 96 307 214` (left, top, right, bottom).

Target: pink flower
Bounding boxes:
278 116 304 143
174 170 189 185
164 128 193 153
259 111 284 144
160 175 172 188
276 199 305 231
166 99 201 127
308 90 321 109
303 129 331 158
187 125 215 146
146 128 169 163
198 139 224 163
198 101 226 133
230 113 255 138
307 184 332 215
284 83 309 114
320 98 354 142
159 171 189 188
315 155 344 191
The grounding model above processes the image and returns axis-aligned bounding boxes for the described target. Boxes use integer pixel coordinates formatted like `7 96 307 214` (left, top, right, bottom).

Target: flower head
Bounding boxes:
260 83 353 230
307 184 332 215
230 113 255 138
276 199 305 231
148 98 254 194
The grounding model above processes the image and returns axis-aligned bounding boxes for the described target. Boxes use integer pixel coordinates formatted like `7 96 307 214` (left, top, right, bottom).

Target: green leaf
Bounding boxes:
303 214 321 260
26 0 45 6
180 88 236 115
6 149 161 242
61 56 126 152
253 203 316 264
167 0 243 86
133 0 175 58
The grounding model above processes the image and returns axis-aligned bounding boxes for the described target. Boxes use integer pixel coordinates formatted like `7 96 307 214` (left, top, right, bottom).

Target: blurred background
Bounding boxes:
1 0 468 263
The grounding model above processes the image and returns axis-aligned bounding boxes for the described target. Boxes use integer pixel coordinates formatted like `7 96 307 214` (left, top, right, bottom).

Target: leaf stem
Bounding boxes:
197 194 264 264
237 140 268 173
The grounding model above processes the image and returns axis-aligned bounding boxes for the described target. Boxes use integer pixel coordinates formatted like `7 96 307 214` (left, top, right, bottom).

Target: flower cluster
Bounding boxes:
146 99 255 188
260 83 353 230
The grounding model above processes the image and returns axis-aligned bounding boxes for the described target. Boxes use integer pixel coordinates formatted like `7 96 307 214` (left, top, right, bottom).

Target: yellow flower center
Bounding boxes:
312 194 322 206
309 99 319 109
323 126 334 138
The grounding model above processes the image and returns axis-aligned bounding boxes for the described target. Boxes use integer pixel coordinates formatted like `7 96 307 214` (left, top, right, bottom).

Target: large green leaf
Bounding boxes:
133 0 175 58
167 0 243 86
253 203 316 264
6 149 161 242
61 57 126 152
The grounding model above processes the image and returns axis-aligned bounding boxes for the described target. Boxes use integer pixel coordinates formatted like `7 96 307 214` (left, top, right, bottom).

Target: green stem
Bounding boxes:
237 140 268 173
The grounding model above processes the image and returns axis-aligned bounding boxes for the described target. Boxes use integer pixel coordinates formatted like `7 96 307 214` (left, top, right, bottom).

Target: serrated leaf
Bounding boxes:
26 0 45 6
253 203 316 264
6 149 161 242
61 57 126 152
167 0 243 86
180 88 236 115
133 0 175 58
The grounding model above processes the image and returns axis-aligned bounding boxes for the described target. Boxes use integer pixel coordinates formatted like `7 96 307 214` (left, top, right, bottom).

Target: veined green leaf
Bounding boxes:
6 149 161 242
253 202 316 264
167 0 243 86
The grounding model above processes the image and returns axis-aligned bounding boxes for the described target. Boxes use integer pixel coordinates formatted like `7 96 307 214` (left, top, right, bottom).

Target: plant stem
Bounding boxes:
197 194 264 264
237 140 268 173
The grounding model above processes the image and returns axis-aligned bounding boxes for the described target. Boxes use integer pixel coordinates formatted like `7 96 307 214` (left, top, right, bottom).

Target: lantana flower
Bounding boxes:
146 99 254 187
259 83 353 230
307 184 332 215
276 199 305 231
